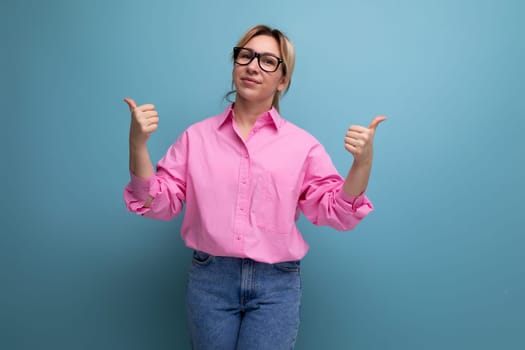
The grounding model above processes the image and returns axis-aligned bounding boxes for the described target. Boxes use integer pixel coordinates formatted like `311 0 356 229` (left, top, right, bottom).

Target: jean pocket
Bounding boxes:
191 250 214 266
273 260 301 273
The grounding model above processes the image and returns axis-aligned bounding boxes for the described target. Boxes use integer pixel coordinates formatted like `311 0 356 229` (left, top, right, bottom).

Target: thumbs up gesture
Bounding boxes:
344 116 386 164
124 97 159 146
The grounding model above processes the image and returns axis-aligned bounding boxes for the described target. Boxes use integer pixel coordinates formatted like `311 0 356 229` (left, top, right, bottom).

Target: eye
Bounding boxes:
262 56 278 67
240 52 253 59
238 48 253 59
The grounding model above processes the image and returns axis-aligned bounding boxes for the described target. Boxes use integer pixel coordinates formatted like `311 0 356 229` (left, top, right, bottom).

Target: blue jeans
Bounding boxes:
186 250 302 350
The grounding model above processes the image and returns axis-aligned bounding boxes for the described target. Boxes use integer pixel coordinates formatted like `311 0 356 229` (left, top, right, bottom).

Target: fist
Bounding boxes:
124 97 159 145
344 116 386 164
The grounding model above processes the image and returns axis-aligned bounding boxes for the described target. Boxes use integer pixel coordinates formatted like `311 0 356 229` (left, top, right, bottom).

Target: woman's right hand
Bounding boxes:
124 97 159 146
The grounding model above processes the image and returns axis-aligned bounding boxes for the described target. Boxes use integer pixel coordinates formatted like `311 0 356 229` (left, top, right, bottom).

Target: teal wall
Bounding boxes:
3 0 524 349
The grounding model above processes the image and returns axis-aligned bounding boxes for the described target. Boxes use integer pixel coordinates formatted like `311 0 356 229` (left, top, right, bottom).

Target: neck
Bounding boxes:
233 98 273 127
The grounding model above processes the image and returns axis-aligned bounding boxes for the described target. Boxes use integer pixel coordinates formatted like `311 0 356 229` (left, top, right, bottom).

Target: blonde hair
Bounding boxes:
229 25 295 112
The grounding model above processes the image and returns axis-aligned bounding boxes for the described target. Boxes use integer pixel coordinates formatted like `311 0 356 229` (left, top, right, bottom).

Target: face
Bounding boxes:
233 35 288 108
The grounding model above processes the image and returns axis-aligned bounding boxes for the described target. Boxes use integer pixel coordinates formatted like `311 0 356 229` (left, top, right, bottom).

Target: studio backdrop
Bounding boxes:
2 0 524 349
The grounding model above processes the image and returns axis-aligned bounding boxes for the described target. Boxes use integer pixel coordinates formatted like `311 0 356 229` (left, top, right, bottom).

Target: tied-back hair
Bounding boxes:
226 24 295 112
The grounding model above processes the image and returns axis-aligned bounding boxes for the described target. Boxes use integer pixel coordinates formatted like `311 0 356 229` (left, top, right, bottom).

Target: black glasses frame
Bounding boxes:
233 47 284 73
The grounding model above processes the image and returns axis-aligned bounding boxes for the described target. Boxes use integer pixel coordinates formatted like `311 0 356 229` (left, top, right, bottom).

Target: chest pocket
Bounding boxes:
251 171 298 234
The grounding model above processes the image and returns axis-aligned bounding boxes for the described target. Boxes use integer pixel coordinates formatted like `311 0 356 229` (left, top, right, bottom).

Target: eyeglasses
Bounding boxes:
233 47 284 73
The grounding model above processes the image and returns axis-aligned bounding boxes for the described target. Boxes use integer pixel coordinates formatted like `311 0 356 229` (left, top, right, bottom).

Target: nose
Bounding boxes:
246 56 260 72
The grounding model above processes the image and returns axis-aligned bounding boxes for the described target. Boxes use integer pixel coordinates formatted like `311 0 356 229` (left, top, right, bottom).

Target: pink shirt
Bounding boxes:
124 105 373 263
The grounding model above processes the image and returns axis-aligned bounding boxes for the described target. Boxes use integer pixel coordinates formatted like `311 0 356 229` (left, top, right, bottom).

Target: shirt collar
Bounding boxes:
217 104 284 130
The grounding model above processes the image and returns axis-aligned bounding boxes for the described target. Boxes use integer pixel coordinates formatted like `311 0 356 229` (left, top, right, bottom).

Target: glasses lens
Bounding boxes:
235 48 254 64
259 55 279 72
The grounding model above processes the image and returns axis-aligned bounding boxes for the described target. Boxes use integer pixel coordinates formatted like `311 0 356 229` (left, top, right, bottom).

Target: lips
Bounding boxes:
241 77 260 85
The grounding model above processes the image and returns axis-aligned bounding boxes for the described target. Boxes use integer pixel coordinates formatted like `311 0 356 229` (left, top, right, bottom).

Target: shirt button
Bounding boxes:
236 236 242 240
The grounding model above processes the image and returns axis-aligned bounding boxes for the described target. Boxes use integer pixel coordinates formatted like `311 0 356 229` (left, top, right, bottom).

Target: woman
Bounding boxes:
124 24 385 350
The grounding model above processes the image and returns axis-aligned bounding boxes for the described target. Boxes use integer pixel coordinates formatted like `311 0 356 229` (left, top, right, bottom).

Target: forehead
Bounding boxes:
244 35 280 55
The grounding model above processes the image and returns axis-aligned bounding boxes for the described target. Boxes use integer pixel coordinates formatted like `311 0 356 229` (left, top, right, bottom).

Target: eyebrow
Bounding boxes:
244 47 280 57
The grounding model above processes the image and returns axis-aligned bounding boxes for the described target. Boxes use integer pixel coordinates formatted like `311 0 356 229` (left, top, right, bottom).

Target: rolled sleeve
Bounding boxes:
128 172 160 200
124 172 161 214
337 190 374 219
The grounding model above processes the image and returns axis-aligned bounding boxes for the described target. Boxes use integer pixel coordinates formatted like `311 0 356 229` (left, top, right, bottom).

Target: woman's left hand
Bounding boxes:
344 116 387 165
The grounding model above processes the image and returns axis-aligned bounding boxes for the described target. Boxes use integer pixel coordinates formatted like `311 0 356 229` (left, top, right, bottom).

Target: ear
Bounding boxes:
277 75 288 92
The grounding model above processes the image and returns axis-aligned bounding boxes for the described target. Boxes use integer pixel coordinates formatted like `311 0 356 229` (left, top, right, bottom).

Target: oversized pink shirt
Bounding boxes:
124 105 373 264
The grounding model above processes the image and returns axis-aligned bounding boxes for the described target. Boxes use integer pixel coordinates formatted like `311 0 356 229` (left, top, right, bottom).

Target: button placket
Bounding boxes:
233 149 250 247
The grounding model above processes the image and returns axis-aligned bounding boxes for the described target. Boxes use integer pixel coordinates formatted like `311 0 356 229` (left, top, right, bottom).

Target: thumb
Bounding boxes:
123 97 137 111
368 116 387 130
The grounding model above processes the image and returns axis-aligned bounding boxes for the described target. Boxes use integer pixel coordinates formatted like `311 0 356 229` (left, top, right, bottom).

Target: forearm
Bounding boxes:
129 141 154 179
343 160 373 196
129 142 154 207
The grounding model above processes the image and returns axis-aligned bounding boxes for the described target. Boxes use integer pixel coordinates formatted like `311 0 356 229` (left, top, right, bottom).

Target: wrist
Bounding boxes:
129 137 148 151
352 157 373 169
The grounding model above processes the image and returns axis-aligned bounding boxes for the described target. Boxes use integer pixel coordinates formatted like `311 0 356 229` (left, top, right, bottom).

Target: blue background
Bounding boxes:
2 0 524 349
